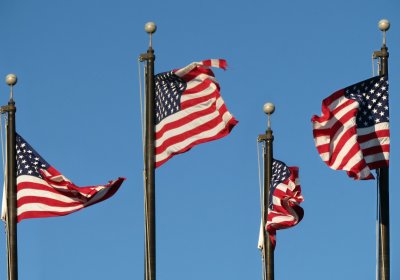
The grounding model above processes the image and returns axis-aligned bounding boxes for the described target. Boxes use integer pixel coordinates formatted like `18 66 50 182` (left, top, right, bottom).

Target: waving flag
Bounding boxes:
154 59 238 167
312 76 389 180
266 159 304 248
1 133 125 222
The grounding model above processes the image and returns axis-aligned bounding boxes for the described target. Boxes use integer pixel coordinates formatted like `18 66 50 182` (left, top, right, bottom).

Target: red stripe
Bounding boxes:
335 141 363 170
368 160 389 170
362 144 389 157
358 128 390 143
18 196 82 208
18 181 87 201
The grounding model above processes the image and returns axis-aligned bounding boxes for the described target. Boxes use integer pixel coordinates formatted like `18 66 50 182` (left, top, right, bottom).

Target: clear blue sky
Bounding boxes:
0 1 399 279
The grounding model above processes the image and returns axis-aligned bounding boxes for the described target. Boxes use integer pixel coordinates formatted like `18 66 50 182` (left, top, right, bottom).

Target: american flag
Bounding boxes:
266 159 304 248
154 59 238 167
312 76 389 180
2 133 125 222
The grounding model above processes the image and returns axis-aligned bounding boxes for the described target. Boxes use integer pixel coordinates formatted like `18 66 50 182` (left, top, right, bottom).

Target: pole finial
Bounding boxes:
144 22 157 48
5 74 17 101
5 74 17 87
263 102 275 129
378 19 390 46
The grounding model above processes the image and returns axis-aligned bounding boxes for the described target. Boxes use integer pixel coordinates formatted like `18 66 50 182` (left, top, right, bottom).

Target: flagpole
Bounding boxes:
258 102 275 280
2 74 18 280
140 22 157 280
373 19 390 280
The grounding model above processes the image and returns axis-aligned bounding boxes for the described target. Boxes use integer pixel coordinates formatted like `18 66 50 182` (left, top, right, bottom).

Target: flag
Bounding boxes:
154 59 238 167
1 133 125 222
266 159 304 248
312 76 389 180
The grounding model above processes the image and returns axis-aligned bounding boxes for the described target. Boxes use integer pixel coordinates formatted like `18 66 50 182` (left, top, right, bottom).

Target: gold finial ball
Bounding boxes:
378 19 390 32
144 22 157 34
5 74 17 86
263 102 275 115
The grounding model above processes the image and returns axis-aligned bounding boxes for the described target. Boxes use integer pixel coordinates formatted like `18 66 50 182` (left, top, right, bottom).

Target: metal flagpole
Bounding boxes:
1 74 18 280
373 19 390 280
140 22 157 280
258 102 275 280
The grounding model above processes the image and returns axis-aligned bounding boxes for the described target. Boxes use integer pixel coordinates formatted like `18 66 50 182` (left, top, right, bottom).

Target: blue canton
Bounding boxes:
154 71 187 125
269 159 291 209
16 133 49 178
345 75 389 128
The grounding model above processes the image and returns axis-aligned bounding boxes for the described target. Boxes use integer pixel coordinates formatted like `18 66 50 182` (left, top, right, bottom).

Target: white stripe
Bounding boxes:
357 122 389 136
17 175 72 192
364 152 389 163
185 74 217 90
156 111 234 162
18 203 83 216
17 189 81 203
272 196 282 206
359 136 390 150
174 62 206 77
270 216 295 224
208 59 221 68
18 175 51 185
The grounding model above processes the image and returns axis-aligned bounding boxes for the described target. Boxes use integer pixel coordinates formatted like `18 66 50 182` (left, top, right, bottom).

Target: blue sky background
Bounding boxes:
0 1 399 279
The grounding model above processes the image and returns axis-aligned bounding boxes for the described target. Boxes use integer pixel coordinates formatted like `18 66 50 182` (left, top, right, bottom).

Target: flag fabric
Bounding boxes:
312 76 389 180
154 59 238 167
266 159 304 248
1 133 125 222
